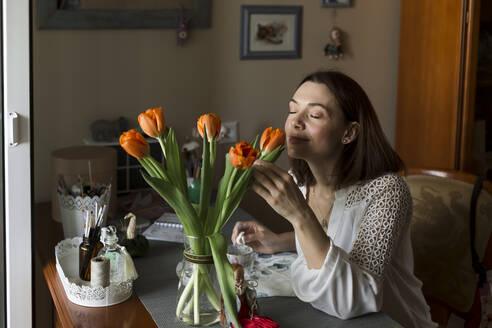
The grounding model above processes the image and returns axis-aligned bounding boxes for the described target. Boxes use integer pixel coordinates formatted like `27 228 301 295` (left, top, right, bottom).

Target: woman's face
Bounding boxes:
285 81 348 162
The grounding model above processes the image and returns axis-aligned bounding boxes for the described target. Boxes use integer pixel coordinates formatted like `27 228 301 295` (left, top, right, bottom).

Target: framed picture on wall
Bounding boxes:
240 5 302 60
320 0 351 8
37 0 211 29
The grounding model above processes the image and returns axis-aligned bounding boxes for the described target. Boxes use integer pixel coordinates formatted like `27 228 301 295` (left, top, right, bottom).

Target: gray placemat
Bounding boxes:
133 209 400 328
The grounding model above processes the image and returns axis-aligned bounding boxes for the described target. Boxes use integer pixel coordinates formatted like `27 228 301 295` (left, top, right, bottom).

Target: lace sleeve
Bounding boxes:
348 175 412 279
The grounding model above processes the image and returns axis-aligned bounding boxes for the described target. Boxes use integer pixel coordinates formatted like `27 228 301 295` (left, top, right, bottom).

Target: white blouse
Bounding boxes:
290 173 437 328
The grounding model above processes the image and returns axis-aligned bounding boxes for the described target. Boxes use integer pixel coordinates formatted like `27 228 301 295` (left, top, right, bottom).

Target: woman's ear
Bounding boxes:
341 122 360 144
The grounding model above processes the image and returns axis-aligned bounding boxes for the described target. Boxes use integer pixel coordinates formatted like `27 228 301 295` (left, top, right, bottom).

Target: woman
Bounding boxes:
231 71 437 328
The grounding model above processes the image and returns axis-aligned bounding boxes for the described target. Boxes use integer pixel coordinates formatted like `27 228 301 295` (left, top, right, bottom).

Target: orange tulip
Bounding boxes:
197 113 221 141
228 141 259 169
138 106 166 138
260 127 286 155
120 129 150 159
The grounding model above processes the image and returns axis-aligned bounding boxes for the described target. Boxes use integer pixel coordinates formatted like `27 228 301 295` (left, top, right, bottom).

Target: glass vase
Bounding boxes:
176 234 221 326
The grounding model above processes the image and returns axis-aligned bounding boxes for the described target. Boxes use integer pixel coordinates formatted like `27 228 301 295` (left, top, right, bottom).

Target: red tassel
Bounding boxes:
239 315 280 328
230 295 280 328
231 315 280 328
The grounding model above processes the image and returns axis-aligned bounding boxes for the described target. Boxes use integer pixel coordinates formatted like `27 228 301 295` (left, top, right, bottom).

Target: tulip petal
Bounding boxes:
260 127 272 151
138 107 166 138
120 129 149 159
138 113 159 138
154 107 166 133
228 141 258 169
197 113 221 141
260 127 285 155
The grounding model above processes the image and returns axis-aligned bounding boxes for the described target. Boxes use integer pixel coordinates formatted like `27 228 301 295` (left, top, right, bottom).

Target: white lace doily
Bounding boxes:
55 237 133 307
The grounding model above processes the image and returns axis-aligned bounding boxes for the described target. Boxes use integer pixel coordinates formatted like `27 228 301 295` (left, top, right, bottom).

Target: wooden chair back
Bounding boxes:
406 168 492 194
404 168 492 328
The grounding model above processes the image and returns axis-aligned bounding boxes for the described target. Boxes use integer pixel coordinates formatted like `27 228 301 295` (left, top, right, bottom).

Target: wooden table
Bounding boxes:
34 202 157 328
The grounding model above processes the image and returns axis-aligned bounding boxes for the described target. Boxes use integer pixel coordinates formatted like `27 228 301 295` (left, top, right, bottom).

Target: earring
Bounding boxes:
342 138 349 144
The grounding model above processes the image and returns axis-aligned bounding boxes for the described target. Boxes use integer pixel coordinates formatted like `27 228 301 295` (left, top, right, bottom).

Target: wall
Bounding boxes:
34 0 401 230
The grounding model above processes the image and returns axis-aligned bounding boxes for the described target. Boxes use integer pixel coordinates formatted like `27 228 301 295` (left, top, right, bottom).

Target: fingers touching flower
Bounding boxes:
260 127 285 155
197 113 221 141
229 141 259 169
138 106 166 138
120 129 149 159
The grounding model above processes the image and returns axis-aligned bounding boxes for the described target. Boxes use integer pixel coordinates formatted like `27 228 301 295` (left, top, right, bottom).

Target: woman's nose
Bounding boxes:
292 115 304 129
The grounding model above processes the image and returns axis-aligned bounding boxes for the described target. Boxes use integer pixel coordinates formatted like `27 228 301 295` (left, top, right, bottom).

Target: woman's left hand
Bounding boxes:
251 160 310 225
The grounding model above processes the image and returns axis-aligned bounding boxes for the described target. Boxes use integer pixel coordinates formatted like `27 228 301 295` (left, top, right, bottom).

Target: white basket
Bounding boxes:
55 237 134 307
57 186 110 238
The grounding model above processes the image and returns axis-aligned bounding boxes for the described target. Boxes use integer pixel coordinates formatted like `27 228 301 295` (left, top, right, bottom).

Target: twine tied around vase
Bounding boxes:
183 250 214 264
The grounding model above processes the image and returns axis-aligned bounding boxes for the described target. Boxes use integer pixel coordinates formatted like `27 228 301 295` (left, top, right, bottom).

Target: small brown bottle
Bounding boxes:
79 235 103 281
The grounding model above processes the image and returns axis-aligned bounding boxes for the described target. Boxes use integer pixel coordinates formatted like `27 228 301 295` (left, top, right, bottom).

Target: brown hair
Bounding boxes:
289 70 405 188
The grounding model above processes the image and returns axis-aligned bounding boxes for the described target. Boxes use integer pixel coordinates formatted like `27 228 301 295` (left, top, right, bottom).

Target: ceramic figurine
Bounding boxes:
220 263 279 328
324 27 344 60
220 263 257 327
233 263 258 319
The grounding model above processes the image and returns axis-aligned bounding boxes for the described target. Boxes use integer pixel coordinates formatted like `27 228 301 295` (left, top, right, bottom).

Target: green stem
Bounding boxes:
178 264 221 321
216 168 238 232
158 136 167 159
147 157 169 181
193 264 200 324
199 129 212 228
183 294 194 315
199 267 221 311
140 157 169 183
138 158 158 178
176 268 196 318
226 168 238 197
210 140 216 168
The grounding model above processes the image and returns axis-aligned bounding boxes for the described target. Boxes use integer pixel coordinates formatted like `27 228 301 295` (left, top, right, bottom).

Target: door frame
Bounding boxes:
3 0 32 326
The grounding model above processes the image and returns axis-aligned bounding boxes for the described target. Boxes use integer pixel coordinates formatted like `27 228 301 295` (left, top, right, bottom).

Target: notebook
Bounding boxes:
142 212 184 243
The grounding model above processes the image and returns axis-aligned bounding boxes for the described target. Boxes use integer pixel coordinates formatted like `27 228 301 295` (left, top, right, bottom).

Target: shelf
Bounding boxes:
84 138 163 194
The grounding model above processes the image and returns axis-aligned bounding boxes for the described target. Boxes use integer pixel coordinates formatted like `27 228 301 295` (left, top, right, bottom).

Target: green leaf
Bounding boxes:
138 158 161 179
145 157 171 183
141 171 201 236
250 134 259 149
199 127 213 229
261 146 284 163
217 170 252 231
207 233 241 328
204 153 233 235
165 128 189 197
229 167 251 197
203 209 217 237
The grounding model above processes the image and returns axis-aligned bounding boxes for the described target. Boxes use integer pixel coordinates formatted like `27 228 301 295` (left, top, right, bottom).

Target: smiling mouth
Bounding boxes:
288 136 309 144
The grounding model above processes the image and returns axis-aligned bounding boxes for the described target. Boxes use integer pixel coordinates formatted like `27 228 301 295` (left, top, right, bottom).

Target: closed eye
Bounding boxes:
310 115 320 119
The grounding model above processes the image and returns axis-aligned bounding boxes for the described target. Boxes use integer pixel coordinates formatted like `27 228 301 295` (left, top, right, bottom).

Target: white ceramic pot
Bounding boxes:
57 185 110 238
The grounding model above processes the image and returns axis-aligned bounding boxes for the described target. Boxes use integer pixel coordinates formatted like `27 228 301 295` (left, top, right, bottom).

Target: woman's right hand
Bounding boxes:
231 221 283 254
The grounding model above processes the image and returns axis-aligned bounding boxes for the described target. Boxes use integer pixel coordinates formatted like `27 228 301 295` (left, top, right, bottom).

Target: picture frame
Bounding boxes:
320 0 351 8
37 0 211 29
240 5 302 60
